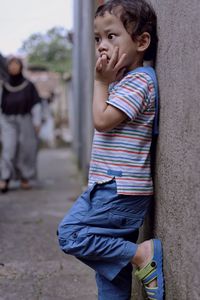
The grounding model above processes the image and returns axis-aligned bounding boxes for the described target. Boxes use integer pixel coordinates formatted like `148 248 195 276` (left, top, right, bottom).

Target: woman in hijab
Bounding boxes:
0 57 42 193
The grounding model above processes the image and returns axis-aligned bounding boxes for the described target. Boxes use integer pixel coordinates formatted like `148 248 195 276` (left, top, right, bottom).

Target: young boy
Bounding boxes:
58 0 164 299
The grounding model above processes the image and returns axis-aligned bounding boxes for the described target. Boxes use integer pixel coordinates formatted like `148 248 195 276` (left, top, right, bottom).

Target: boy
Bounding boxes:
58 0 164 299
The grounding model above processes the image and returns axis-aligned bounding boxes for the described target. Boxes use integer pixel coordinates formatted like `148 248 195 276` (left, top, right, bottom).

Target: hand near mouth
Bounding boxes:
95 47 127 84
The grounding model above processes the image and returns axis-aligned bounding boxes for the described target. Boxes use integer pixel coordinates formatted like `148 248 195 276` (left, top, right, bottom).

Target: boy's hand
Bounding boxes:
95 47 127 84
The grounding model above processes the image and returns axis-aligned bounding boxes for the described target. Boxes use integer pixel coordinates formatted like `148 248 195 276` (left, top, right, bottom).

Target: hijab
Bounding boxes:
1 57 41 115
7 57 25 87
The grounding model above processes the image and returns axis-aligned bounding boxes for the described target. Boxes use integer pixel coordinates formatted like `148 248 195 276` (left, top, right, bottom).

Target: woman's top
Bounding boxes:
1 73 41 115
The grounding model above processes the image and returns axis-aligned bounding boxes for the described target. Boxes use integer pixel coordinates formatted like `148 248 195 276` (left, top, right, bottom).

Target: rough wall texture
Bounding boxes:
134 0 200 299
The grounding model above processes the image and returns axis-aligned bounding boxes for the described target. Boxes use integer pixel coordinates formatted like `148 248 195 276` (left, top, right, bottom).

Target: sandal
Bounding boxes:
21 180 32 190
135 239 164 300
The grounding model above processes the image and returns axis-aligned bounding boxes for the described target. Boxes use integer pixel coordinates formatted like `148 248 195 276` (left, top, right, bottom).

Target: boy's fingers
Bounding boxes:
114 53 127 71
96 56 107 72
96 57 102 71
96 63 102 72
101 54 108 70
109 47 119 68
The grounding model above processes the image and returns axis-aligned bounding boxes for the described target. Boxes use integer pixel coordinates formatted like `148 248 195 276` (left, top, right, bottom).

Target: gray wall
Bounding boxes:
134 0 200 299
152 0 200 299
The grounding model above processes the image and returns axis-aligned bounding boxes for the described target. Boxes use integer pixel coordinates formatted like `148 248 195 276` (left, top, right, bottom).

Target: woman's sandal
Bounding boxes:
0 180 9 193
135 239 164 300
21 180 32 190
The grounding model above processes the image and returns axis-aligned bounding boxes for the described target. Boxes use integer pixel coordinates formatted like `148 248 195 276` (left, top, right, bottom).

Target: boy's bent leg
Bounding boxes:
59 226 137 281
96 263 133 300
58 180 151 280
95 230 139 300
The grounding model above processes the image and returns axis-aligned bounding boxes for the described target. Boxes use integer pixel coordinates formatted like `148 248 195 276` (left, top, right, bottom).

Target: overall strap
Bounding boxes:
130 66 159 136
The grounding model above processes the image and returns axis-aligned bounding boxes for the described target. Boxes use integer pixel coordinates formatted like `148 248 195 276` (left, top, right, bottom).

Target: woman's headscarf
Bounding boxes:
7 57 25 86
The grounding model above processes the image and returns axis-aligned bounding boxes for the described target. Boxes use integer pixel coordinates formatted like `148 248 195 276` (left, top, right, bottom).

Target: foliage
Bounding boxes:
20 27 72 74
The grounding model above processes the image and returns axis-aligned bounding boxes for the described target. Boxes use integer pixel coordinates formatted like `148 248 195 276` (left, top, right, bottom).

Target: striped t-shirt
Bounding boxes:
88 70 156 195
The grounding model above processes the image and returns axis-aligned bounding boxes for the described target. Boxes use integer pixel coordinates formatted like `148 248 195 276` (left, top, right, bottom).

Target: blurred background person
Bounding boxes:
39 92 56 148
0 57 42 193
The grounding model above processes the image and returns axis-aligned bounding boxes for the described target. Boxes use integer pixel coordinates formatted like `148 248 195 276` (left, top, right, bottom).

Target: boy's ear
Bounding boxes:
137 32 151 53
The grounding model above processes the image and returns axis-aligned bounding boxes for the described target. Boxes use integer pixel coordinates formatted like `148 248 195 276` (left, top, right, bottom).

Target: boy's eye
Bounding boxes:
108 33 116 39
95 36 100 43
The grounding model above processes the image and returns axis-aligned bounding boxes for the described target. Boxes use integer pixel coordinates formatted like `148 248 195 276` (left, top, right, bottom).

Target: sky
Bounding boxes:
0 0 73 56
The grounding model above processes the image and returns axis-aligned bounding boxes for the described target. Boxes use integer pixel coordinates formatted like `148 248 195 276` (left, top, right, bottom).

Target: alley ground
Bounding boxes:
0 147 97 300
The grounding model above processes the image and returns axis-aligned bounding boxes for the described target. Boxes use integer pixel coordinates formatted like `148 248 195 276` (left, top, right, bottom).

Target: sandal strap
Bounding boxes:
143 270 157 285
144 286 159 299
135 260 157 281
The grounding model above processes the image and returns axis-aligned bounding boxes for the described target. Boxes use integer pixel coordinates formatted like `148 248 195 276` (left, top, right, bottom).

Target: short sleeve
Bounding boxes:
29 82 41 105
106 73 149 121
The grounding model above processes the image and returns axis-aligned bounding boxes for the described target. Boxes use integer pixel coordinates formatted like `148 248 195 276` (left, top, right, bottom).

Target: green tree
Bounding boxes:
21 27 72 74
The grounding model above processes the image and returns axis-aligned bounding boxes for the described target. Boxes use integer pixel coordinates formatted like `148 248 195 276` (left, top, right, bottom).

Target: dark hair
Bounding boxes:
95 0 158 61
7 56 23 72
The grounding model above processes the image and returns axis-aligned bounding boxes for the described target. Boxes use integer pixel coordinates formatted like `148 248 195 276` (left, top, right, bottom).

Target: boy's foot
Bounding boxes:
132 239 164 299
0 180 9 193
21 180 32 190
132 240 156 287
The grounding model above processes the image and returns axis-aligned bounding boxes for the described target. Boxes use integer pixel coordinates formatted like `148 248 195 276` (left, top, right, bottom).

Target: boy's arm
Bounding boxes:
93 80 127 132
93 47 127 132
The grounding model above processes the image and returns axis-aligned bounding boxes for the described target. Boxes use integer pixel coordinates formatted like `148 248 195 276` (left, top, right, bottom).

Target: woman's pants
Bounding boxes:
0 114 38 180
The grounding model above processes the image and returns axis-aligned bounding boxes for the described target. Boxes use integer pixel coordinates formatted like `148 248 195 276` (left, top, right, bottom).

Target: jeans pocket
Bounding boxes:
109 210 143 229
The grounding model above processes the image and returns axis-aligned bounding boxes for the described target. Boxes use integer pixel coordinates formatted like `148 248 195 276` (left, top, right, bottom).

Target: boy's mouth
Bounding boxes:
100 53 110 62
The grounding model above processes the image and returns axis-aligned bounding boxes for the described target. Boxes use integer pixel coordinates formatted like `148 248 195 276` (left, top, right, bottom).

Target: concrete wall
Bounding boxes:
133 0 200 299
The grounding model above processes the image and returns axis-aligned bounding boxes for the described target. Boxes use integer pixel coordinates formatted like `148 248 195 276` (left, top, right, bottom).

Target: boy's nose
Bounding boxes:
98 41 108 53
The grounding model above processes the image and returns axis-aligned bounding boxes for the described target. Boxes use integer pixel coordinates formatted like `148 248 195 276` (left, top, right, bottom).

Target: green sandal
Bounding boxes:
135 239 164 300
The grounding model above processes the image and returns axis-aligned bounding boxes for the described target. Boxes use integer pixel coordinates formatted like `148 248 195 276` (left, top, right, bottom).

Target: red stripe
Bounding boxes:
122 85 144 99
89 173 151 183
96 133 151 142
93 146 148 154
117 191 153 196
115 95 138 113
91 160 150 168
137 77 148 85
116 177 151 182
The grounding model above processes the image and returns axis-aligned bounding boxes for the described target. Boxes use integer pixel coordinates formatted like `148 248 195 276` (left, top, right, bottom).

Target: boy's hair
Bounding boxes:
95 0 158 61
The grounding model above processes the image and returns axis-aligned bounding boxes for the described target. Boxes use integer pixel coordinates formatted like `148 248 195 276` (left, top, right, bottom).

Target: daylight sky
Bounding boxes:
0 0 73 56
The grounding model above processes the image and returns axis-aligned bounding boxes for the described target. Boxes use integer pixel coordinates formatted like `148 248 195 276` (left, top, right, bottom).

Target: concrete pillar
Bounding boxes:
80 0 95 178
72 0 83 165
71 0 94 179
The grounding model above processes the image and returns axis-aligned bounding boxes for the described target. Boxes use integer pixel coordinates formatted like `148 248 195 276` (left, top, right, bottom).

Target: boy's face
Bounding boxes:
94 12 142 71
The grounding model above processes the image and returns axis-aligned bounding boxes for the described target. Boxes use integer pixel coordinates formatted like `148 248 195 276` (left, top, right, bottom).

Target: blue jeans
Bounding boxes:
95 229 139 300
58 179 151 299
